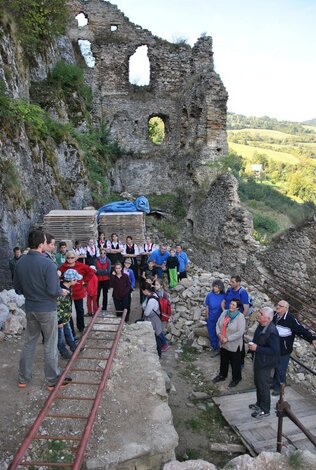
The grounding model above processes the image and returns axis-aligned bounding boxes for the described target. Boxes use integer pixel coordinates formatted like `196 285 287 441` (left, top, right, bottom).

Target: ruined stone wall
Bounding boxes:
258 219 316 300
68 0 228 194
188 173 257 274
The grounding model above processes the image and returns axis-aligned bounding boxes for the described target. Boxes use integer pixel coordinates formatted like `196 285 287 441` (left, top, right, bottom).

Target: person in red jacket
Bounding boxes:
59 251 94 335
96 249 111 312
110 262 131 320
86 266 98 316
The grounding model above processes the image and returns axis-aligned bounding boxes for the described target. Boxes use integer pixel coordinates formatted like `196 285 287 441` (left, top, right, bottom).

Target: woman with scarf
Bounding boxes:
213 299 246 387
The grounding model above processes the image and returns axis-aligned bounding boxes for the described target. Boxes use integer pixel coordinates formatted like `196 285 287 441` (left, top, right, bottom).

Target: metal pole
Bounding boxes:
276 384 285 452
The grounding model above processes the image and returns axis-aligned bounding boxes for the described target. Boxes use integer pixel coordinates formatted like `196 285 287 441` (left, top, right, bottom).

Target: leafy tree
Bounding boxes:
148 116 165 145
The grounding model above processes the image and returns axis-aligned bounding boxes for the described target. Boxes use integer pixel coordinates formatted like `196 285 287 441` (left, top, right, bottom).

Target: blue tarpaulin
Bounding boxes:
97 196 150 222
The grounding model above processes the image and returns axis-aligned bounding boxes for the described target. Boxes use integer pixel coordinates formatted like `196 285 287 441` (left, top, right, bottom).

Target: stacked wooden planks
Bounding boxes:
44 209 98 244
98 212 145 245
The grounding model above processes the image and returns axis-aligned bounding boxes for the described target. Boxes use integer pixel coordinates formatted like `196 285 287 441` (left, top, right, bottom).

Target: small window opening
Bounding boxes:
111 24 118 32
129 45 150 86
148 116 165 145
75 12 88 27
78 39 95 68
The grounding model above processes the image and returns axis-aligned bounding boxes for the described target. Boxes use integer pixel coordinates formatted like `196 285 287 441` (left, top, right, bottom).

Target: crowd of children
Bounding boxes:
12 232 187 362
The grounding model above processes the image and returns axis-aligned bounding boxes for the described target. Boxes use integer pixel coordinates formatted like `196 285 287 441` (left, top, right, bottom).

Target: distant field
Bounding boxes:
228 142 300 164
229 128 295 140
302 125 316 132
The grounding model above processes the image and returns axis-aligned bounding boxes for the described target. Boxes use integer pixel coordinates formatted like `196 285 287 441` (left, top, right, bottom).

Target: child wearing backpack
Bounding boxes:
141 282 169 356
57 269 82 360
154 278 172 322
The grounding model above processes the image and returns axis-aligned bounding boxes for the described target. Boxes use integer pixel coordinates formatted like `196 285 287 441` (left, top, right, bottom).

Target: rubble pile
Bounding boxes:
0 290 25 338
165 265 270 348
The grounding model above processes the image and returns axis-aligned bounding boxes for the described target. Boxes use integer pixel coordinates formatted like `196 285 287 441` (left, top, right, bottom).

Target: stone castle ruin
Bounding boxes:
68 0 228 194
1 0 314 296
65 1 256 273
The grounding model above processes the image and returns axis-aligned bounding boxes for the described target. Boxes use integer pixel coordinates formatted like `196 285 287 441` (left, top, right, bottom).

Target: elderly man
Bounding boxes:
248 306 280 418
272 300 316 395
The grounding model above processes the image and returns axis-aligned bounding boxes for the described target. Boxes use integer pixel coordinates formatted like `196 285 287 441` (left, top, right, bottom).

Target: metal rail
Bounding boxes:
276 384 316 452
9 308 127 469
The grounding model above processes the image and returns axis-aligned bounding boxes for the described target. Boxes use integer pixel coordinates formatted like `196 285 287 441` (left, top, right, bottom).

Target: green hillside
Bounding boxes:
229 142 299 164
225 113 316 244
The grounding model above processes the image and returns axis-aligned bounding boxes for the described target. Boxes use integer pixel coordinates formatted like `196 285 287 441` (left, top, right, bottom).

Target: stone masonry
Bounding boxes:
67 0 228 194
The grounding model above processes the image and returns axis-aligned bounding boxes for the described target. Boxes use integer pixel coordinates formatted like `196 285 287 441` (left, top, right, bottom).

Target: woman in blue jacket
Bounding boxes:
205 279 226 356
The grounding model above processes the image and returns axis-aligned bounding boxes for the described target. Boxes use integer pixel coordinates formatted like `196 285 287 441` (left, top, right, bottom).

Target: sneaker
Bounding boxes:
272 389 280 396
47 377 72 391
251 409 270 418
212 375 226 384
17 382 27 389
161 343 169 352
249 403 260 410
61 352 72 360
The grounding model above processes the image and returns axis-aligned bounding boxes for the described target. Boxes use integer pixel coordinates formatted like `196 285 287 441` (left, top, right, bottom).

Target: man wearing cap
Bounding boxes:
272 300 316 395
13 230 71 390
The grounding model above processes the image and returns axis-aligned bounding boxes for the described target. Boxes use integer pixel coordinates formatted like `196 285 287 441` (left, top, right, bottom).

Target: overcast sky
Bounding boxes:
109 0 316 122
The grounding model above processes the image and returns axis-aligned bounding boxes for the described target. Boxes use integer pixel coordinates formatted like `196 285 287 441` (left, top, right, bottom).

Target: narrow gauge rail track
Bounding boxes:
9 309 126 470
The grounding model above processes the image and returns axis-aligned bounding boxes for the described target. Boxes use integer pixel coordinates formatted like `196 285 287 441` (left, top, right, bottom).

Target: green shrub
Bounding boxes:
253 213 279 233
50 61 84 90
2 0 69 53
75 125 121 205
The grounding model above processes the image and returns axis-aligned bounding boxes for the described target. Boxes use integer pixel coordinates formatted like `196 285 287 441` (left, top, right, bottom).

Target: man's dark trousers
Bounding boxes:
254 366 272 413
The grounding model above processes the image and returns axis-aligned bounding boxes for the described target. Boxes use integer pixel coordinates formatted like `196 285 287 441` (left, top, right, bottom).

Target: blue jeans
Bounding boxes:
158 332 167 346
19 310 60 386
273 354 290 391
58 322 77 358
64 322 77 351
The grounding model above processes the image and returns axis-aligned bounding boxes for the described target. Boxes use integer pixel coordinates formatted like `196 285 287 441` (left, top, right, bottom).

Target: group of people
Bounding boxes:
205 276 316 418
11 229 181 389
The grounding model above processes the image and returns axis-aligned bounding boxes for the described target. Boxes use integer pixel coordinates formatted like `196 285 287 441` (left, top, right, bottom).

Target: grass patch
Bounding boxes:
185 402 226 439
288 450 305 469
179 346 200 363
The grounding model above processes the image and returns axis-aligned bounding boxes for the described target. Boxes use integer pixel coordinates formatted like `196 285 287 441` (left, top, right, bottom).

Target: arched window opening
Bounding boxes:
129 45 150 86
148 116 166 145
75 12 88 27
78 39 95 68
111 24 118 32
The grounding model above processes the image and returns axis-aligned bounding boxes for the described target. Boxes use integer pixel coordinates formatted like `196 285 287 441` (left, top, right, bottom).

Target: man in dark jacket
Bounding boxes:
248 306 280 418
272 300 316 395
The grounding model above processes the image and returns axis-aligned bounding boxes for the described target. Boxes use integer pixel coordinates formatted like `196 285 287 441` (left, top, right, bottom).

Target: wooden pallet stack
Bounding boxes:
43 209 98 244
98 212 145 245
